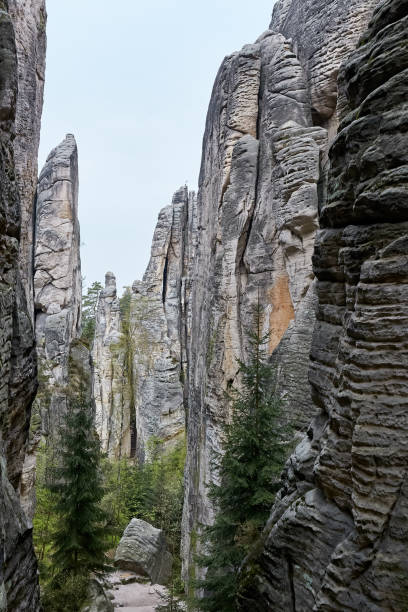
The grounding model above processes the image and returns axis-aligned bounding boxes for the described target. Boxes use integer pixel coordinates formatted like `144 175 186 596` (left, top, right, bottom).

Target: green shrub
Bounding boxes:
41 572 89 612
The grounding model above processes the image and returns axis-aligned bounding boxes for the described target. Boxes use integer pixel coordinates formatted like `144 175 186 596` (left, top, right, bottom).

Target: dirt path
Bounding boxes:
107 570 166 611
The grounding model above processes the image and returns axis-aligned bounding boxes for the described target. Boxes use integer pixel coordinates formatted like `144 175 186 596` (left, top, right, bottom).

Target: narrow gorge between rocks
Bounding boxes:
0 0 407 610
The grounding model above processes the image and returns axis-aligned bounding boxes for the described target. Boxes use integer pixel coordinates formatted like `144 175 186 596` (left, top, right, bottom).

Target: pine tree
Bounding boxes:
50 402 109 576
195 304 291 612
81 280 103 345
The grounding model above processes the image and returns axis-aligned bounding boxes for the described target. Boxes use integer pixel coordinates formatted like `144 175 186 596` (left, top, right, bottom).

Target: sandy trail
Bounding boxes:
107 570 166 611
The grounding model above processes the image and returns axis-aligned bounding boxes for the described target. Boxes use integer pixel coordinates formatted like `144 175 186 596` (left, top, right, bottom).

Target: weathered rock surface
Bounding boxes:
269 0 378 136
239 0 408 609
34 133 82 433
181 0 377 584
19 134 84 522
8 0 47 320
114 518 173 585
92 271 130 458
93 187 197 460
131 187 196 459
0 3 41 609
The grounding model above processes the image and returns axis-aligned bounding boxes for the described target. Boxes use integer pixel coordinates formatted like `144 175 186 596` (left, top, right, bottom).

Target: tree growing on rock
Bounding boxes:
195 304 291 612
81 280 103 345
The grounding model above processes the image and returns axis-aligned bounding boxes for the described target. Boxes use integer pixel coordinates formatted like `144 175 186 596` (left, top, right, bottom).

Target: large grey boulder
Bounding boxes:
114 519 173 585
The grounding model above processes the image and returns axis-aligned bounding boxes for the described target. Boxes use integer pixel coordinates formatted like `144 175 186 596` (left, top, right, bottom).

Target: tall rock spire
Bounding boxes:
19 134 83 521
92 187 197 461
33 133 82 430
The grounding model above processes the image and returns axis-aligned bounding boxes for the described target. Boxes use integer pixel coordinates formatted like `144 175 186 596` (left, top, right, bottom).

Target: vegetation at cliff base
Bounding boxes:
102 437 186 592
194 305 291 612
34 431 187 607
35 402 110 611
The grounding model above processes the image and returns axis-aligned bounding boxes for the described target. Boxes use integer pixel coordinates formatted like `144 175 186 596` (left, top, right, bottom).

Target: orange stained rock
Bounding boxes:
268 275 295 354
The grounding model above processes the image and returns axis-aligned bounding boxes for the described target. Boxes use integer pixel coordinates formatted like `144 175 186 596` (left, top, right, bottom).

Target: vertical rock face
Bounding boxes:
92 271 128 458
34 133 82 431
181 0 378 585
93 187 197 461
239 0 408 609
20 134 83 521
0 2 41 610
8 0 47 320
269 0 379 136
132 187 197 459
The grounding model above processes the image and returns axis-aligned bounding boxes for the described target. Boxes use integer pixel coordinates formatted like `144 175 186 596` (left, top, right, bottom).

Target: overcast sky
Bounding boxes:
39 1 276 294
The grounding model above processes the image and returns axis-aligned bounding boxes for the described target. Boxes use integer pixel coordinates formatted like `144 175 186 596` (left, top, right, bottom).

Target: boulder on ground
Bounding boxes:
114 518 173 585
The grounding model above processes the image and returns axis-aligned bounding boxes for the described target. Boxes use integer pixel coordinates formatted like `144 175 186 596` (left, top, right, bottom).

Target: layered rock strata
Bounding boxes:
93 187 197 460
8 0 47 320
0 2 42 609
239 0 408 609
181 0 378 585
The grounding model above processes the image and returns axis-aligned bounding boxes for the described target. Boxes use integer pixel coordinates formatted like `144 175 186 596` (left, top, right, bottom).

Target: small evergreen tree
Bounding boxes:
50 403 109 576
195 304 291 612
81 280 103 345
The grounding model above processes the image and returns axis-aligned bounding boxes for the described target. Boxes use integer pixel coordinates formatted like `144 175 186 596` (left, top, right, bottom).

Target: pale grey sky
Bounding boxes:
39 1 276 293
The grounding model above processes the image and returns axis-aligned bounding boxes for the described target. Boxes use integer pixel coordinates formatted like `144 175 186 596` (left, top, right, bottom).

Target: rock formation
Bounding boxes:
0 2 44 609
238 0 408 608
93 187 197 460
181 0 379 586
92 271 128 458
8 0 47 321
34 133 82 433
131 186 196 459
18 134 83 522
115 518 173 585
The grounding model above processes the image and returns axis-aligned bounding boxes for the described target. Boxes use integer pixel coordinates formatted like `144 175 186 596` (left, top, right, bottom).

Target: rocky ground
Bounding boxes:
107 571 167 612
